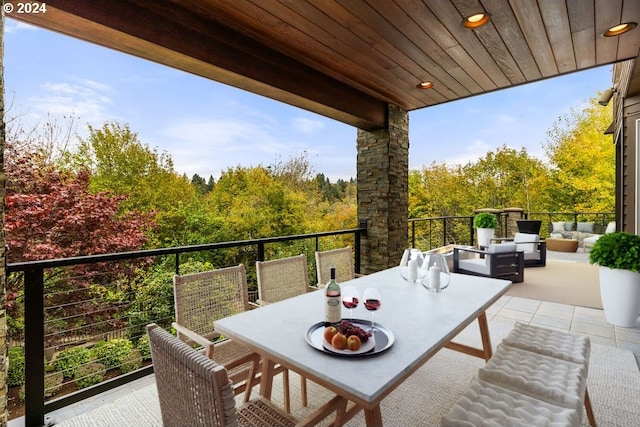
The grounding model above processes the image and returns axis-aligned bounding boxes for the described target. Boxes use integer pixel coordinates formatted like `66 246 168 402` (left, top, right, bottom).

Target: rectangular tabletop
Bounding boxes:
215 267 511 422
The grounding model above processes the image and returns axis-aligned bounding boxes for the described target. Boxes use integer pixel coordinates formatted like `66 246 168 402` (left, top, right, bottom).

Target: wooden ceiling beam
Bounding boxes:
8 0 387 130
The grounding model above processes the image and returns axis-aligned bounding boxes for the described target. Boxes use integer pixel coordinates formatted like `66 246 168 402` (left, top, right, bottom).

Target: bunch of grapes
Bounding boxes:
337 320 372 342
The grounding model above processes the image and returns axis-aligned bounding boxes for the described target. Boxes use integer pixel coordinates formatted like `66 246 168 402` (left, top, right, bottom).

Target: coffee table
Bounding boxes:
215 267 512 426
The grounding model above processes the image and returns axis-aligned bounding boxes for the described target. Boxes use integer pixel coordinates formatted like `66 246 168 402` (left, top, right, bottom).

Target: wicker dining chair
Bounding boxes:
172 264 259 402
315 247 361 287
147 323 288 427
255 254 315 411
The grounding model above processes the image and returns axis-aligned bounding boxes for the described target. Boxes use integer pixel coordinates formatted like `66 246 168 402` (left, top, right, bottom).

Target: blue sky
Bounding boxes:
5 18 613 182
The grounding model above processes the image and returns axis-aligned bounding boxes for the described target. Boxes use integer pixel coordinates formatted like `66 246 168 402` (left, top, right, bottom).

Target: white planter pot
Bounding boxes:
476 228 495 248
598 267 640 327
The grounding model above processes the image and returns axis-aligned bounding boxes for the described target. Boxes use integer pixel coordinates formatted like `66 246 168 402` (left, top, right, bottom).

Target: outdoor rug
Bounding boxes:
506 260 602 309
54 323 640 427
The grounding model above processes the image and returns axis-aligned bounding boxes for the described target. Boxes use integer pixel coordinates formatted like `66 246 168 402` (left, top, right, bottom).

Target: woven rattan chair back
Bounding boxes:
174 264 249 343
147 324 298 427
256 254 310 304
147 324 238 427
315 247 355 287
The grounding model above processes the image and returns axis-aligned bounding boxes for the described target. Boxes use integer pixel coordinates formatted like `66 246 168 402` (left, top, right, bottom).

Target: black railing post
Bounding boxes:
257 242 265 262
470 217 475 246
443 217 447 246
24 268 45 427
355 231 361 274
175 253 180 275
411 220 416 248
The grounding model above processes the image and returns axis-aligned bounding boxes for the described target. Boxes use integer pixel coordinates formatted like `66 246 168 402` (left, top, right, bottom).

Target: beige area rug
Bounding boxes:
56 323 640 427
506 260 602 309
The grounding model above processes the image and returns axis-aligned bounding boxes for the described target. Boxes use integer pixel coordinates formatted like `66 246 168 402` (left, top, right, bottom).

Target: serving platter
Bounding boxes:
305 319 395 357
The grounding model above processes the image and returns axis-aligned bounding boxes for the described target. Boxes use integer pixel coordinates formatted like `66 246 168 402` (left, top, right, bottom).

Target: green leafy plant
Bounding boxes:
589 232 640 273
53 346 92 378
91 339 134 370
7 347 25 387
74 362 106 389
120 349 142 374
473 212 498 229
137 334 152 361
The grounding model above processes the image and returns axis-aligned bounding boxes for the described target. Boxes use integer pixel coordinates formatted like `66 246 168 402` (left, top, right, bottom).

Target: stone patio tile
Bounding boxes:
531 313 572 330
503 297 541 314
495 308 534 322
571 321 615 339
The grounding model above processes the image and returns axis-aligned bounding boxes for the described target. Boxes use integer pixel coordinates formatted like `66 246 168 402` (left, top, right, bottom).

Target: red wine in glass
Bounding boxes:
343 298 359 309
341 286 359 321
364 299 381 311
363 287 381 333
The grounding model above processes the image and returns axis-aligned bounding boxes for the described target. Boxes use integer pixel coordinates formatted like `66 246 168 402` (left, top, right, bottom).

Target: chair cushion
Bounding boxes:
513 233 539 253
605 221 616 234
487 243 517 254
458 258 490 275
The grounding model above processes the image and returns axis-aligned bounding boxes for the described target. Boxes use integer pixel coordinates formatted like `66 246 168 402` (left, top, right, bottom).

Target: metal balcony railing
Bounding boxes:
10 227 365 427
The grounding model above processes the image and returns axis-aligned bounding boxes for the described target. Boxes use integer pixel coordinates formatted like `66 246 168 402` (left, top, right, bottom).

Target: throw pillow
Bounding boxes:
576 222 595 233
605 221 616 234
564 222 575 231
551 222 565 233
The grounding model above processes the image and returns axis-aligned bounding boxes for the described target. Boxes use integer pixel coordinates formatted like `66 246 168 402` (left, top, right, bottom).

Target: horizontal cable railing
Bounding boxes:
10 210 614 426
10 227 365 427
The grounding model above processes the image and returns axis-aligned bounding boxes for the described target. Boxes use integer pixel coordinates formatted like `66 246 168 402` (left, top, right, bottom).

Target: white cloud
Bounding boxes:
445 139 492 166
30 78 114 124
4 20 38 34
291 117 324 133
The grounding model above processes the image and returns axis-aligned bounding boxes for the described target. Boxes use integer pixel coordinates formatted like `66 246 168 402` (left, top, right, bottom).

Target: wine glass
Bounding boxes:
342 286 359 321
363 287 381 333
399 248 425 283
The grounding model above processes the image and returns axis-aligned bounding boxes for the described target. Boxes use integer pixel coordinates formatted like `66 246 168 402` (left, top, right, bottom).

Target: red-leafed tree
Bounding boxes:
4 136 157 344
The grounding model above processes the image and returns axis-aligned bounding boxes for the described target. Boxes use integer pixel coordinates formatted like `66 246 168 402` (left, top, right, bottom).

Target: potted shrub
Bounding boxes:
589 231 640 327
474 212 498 248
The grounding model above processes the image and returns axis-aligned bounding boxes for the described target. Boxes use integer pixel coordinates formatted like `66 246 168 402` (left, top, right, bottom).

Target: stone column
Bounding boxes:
0 9 8 426
357 104 408 273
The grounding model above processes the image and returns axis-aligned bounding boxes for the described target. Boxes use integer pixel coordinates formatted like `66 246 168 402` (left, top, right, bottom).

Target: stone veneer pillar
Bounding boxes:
0 10 8 426
357 104 408 273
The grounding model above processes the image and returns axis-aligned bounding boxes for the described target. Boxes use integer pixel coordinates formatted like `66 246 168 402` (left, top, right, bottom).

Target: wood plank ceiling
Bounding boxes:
8 0 640 130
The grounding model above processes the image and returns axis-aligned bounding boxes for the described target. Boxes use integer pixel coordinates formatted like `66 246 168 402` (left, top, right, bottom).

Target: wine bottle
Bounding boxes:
324 267 341 326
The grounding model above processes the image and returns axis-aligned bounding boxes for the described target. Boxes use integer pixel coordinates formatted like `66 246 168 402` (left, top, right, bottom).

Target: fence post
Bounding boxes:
257 242 265 262
24 268 45 427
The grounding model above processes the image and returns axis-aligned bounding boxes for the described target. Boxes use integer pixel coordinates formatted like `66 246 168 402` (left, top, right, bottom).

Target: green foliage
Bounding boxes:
8 347 25 386
91 339 134 370
120 349 142 374
544 96 614 212
44 372 64 398
589 232 640 273
137 334 152 361
74 362 106 389
53 346 92 378
473 212 498 229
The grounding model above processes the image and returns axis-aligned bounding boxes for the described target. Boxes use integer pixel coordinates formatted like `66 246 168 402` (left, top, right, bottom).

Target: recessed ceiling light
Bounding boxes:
603 22 637 37
462 13 490 29
417 81 433 90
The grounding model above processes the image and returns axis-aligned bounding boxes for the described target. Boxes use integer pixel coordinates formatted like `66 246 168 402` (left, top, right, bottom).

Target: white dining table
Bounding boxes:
215 267 512 427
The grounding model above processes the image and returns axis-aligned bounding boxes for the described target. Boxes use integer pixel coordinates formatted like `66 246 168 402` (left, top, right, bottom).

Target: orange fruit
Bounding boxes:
331 332 347 350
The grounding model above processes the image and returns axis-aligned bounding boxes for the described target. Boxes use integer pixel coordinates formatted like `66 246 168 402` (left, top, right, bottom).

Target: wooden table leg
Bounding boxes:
259 358 275 400
477 312 493 361
364 405 382 427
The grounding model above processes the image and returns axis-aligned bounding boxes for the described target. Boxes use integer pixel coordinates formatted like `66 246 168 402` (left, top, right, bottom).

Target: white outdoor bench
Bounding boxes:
441 322 596 427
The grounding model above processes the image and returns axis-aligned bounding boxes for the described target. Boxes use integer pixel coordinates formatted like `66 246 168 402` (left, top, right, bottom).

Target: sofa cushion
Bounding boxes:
576 222 595 233
564 222 575 231
551 221 565 233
